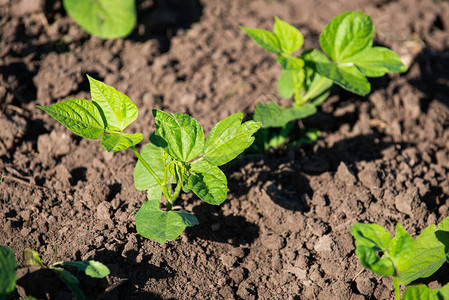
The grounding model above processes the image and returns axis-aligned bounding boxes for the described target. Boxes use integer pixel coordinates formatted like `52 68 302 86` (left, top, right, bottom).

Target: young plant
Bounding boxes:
37 75 261 243
0 246 16 300
351 216 449 300
241 11 407 150
24 247 110 300
63 0 136 39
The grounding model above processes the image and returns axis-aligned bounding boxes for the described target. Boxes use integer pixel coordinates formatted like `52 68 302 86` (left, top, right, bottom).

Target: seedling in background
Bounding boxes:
37 75 260 243
24 247 109 300
241 11 407 150
63 0 136 39
351 216 449 300
0 246 16 300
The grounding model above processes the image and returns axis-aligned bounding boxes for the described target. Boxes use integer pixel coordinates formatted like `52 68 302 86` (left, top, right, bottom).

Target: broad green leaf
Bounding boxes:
253 102 317 128
60 261 110 278
87 75 138 131
300 50 334 104
188 159 227 205
51 267 85 300
135 200 199 243
399 217 449 285
276 56 305 70
24 249 46 268
320 11 374 62
100 132 143 152
350 223 391 251
352 47 407 77
203 113 261 166
0 246 16 297
438 283 449 299
356 245 395 276
153 110 205 162
308 49 370 96
277 70 296 98
273 17 304 54
37 99 105 139
402 285 437 300
240 26 281 53
63 0 136 39
389 223 414 271
133 134 167 191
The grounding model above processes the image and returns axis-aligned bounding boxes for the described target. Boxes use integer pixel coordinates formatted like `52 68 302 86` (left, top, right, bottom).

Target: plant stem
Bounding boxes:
393 274 400 300
130 145 170 202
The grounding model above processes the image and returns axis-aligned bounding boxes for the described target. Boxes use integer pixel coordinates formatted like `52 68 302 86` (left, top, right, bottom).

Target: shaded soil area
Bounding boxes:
1 0 449 298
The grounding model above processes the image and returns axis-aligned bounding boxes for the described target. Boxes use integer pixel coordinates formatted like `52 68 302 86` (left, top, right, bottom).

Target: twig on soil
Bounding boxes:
352 268 365 282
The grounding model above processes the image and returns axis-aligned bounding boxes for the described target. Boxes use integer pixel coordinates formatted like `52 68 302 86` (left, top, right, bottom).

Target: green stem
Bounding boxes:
393 273 400 300
130 145 170 201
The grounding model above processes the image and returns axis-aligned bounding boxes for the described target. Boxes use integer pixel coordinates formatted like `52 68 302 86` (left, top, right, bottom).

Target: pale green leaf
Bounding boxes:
153 110 205 162
133 134 167 191
273 17 304 54
402 285 437 300
253 102 317 128
276 56 305 70
24 249 46 268
61 261 110 278
352 47 407 77
87 75 138 131
188 159 227 205
240 26 281 53
320 11 374 62
356 246 395 277
135 200 199 243
0 246 16 297
37 99 105 139
63 0 136 39
350 223 391 251
277 70 296 98
389 223 414 272
203 113 261 166
100 132 143 152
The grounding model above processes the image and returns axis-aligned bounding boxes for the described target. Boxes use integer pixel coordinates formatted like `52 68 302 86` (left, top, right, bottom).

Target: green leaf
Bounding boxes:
60 261 110 278
188 159 227 205
51 267 85 300
87 75 138 131
320 11 374 62
253 102 317 128
273 17 304 54
100 132 143 152
24 249 46 268
352 47 408 77
276 56 305 70
308 49 370 96
240 26 281 53
63 0 136 39
350 223 394 276
153 110 205 162
133 134 167 191
203 113 261 166
389 223 414 272
438 283 449 299
37 99 105 139
402 285 440 300
399 217 449 285
135 197 199 243
277 70 296 98
0 246 17 297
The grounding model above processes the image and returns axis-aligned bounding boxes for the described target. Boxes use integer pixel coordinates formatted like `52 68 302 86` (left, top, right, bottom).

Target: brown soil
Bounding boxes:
1 0 449 299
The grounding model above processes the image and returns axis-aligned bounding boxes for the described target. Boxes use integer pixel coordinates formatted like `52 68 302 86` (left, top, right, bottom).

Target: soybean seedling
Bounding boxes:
37 75 261 243
0 246 16 300
351 216 449 299
24 247 110 300
241 11 407 150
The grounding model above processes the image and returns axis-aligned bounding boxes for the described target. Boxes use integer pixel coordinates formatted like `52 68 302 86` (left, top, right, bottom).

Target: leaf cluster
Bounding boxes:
351 217 449 299
241 11 406 150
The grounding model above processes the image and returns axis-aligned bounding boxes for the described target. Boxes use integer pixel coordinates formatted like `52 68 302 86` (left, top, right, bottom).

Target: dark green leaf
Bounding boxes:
87 75 138 131
100 132 143 152
253 102 317 128
273 17 304 54
60 261 110 278
23 249 46 268
51 267 85 300
188 159 227 205
352 47 408 77
320 11 374 62
0 246 16 297
240 26 281 53
153 110 205 162
37 99 105 139
63 0 136 39
203 113 261 166
355 245 395 276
